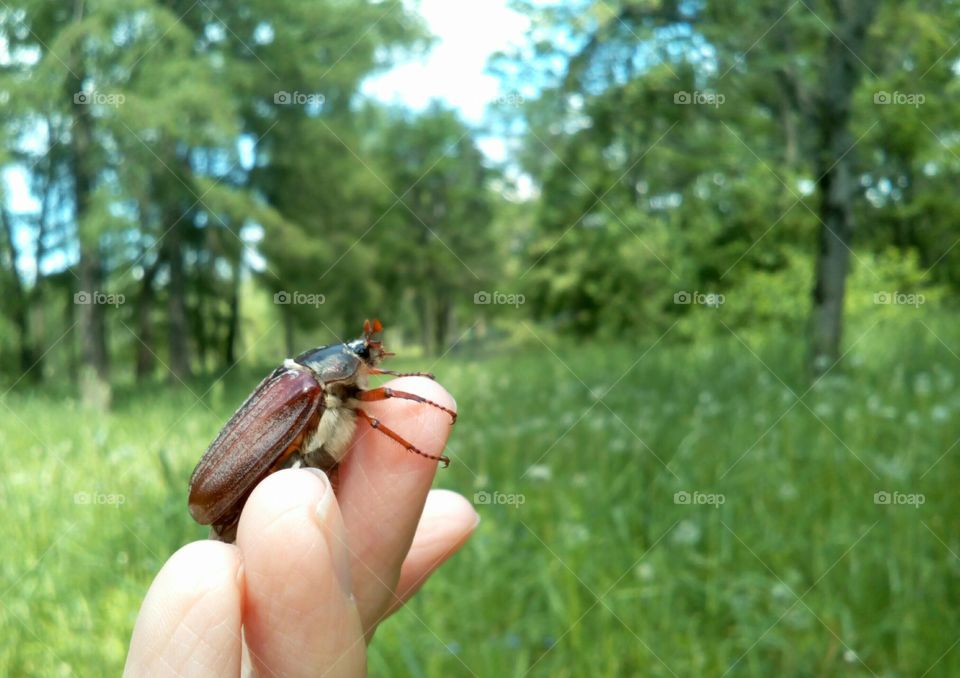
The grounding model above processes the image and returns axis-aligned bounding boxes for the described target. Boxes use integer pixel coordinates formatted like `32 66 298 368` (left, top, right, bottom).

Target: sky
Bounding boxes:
361 0 531 162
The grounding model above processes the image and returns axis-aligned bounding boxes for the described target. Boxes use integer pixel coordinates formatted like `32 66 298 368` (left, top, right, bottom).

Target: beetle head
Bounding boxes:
351 318 391 366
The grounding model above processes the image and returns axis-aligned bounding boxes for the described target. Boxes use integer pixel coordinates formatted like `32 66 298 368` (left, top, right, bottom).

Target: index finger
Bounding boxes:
334 375 457 633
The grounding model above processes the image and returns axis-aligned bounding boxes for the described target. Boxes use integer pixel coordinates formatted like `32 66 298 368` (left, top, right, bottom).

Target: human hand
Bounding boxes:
124 377 477 677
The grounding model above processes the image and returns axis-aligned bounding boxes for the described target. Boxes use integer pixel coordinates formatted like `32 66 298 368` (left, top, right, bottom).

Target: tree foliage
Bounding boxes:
0 0 499 389
496 0 960 361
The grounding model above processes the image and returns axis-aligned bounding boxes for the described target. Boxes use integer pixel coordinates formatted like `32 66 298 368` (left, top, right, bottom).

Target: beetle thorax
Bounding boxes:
300 389 358 466
279 338 382 466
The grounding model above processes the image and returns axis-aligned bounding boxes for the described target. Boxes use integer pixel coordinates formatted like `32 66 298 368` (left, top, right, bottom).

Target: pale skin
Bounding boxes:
124 377 477 677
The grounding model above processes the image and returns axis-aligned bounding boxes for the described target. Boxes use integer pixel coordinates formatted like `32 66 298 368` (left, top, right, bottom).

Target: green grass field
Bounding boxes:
2 315 960 676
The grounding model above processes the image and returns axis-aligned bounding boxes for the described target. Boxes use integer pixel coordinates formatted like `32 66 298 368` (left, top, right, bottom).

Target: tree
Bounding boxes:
797 1 879 371
363 104 496 353
0 0 428 384
498 0 960 368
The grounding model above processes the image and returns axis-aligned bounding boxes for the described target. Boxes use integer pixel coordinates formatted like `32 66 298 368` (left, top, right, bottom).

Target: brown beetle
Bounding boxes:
188 319 456 542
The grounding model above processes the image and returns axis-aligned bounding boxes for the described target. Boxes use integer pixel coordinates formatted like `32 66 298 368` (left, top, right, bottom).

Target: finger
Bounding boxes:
335 376 456 634
124 541 243 678
237 468 365 678
385 490 479 617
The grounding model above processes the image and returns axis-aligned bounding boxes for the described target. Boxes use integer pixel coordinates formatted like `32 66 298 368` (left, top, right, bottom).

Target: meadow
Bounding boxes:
2 313 960 677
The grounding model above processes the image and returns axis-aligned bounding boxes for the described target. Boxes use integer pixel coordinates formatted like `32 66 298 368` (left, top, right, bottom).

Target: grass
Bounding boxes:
2 313 960 676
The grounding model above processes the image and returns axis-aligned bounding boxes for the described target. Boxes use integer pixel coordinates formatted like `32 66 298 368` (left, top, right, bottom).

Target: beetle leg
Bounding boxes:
369 367 436 380
212 517 240 543
356 387 456 424
355 408 451 467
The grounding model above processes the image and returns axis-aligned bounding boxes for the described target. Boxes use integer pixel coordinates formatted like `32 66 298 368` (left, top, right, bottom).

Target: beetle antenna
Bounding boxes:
363 318 383 345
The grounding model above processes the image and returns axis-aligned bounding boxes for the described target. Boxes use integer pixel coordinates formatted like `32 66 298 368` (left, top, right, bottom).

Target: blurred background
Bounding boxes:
2 0 960 675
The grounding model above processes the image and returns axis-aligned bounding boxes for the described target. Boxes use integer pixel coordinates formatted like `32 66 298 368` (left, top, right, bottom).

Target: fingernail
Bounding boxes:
304 468 353 596
303 468 332 514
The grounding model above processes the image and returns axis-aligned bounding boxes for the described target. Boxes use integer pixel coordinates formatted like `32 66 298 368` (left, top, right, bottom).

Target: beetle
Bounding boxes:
188 319 456 542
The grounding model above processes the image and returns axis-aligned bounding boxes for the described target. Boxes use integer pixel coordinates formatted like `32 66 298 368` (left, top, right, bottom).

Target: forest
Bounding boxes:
3 1 960 676
3 1 957 388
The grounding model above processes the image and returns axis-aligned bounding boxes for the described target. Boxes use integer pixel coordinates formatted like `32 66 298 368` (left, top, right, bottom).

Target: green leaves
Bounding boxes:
498 0 960 343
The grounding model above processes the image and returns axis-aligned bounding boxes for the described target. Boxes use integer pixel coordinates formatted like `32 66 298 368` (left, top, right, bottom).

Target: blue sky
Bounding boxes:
361 0 531 162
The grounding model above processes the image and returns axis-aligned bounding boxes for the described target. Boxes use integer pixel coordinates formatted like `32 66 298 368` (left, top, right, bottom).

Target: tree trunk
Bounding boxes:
224 265 241 368
67 288 79 383
809 0 878 374
26 118 59 381
165 220 193 380
135 259 159 381
68 3 110 384
0 208 35 379
419 290 436 355
434 294 451 353
194 291 208 371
